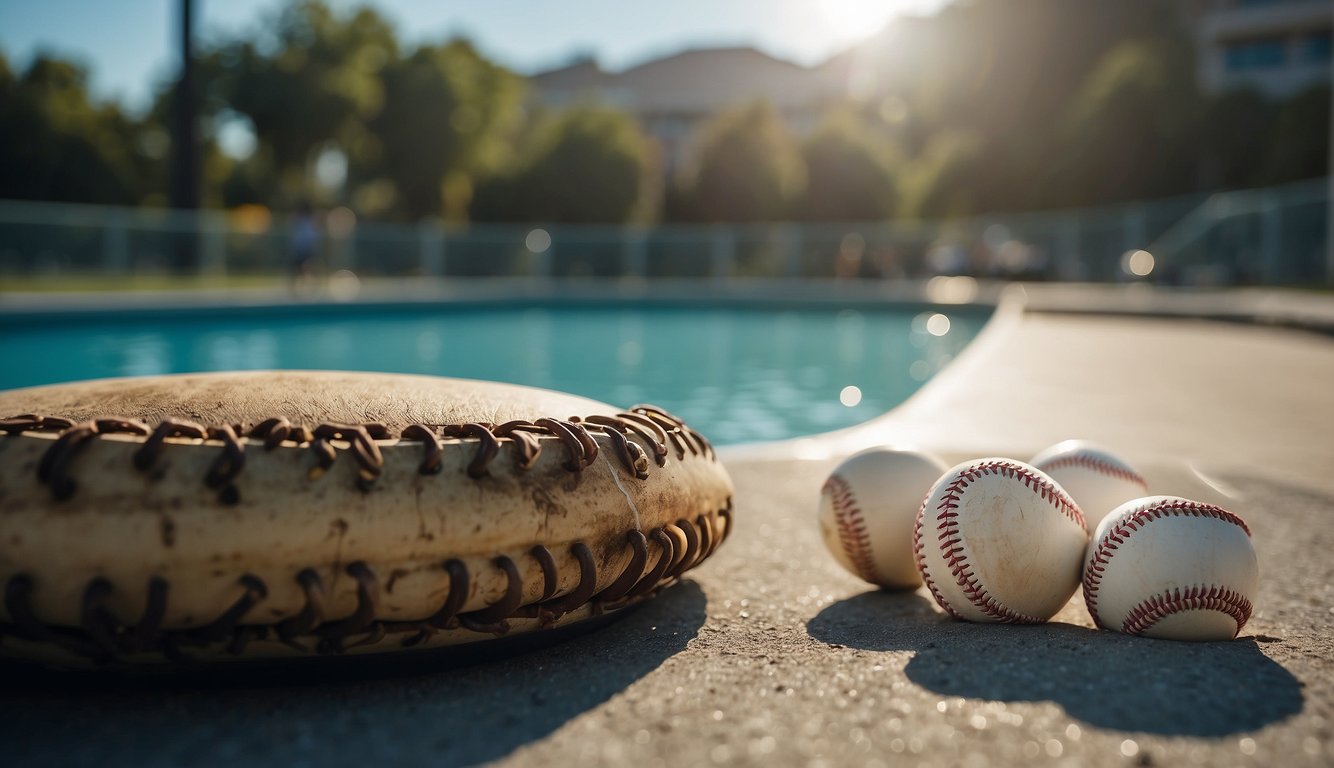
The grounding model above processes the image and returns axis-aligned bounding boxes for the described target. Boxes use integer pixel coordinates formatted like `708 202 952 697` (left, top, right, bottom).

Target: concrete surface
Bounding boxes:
3 292 1333 767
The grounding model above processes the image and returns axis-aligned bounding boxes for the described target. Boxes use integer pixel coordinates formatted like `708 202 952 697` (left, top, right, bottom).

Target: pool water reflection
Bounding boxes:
0 305 987 445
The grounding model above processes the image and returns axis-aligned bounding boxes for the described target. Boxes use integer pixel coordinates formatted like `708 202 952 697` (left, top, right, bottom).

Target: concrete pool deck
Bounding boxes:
3 284 1333 767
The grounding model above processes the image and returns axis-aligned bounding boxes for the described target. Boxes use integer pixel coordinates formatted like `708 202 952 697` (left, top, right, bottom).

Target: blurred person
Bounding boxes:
872 244 906 279
835 233 866 279
290 201 319 295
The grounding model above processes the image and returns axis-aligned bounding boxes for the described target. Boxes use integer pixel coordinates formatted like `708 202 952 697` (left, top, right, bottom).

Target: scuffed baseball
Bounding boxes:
1031 439 1148 528
1083 495 1258 641
818 447 949 589
914 458 1089 622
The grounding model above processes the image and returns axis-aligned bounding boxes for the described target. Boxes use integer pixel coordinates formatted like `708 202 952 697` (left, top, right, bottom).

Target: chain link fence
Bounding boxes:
0 178 1327 287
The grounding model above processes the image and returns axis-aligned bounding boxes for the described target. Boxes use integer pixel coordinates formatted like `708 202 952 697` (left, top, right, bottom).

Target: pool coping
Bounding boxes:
4 277 1327 327
0 278 1006 330
720 282 1334 466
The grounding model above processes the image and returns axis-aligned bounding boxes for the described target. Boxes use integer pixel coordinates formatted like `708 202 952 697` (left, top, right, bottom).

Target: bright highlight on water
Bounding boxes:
0 304 986 446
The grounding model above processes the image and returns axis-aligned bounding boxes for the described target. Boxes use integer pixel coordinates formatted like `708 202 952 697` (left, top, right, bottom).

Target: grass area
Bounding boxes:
0 274 287 293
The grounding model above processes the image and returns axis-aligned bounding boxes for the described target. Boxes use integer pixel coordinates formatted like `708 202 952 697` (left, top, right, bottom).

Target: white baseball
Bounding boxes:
913 458 1089 622
818 448 949 589
1031 439 1148 528
1082 495 1258 641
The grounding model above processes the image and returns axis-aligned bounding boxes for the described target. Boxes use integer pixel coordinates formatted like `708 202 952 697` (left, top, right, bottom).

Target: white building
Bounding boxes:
530 47 836 175
1192 0 1332 97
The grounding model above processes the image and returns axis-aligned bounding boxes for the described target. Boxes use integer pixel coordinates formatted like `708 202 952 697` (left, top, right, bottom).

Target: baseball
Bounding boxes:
1031 439 1148 528
1083 495 1258 641
913 458 1089 623
818 447 949 589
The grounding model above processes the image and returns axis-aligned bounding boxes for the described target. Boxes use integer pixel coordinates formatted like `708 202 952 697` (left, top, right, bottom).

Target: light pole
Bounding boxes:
168 0 200 270
1327 50 1333 284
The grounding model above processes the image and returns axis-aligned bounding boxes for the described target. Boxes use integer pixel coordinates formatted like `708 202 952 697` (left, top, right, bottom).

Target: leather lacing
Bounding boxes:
1 404 711 505
0 509 731 664
0 406 728 664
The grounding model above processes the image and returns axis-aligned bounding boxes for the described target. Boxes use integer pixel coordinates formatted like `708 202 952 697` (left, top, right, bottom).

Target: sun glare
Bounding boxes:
814 0 945 43
816 0 904 42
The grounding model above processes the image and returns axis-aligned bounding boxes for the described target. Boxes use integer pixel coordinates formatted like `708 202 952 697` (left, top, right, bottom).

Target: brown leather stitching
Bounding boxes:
628 528 677 599
248 417 298 450
312 424 383 491
424 559 470 631
37 419 150 501
80 578 117 659
0 406 728 664
492 421 544 469
314 562 378 653
1 414 73 433
399 424 443 475
4 406 714 503
134 419 207 471
204 424 246 505
276 569 325 648
125 577 168 654
535 418 597 471
596 530 649 604
0 510 727 665
460 556 523 628
609 412 670 465
540 543 598 618
530 545 559 601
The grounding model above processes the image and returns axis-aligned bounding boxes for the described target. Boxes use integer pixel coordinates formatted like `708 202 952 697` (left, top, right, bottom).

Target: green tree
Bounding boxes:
881 0 1201 212
674 101 804 222
1263 85 1330 185
1053 38 1201 206
0 54 160 204
366 40 524 221
795 110 898 221
899 131 983 219
1197 88 1276 190
207 1 397 202
472 106 650 223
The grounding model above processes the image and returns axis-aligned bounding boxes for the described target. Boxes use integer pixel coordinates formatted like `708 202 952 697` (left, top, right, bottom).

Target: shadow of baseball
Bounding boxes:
0 579 708 767
805 589 1301 737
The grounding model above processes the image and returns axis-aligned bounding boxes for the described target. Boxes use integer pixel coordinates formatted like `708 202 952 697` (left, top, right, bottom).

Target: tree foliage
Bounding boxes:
1054 38 1200 206
1197 87 1275 190
472 106 650 223
1262 84 1330 186
795 111 899 221
899 131 984 219
209 1 396 182
0 0 1328 224
0 54 161 204
674 101 805 222
366 40 524 221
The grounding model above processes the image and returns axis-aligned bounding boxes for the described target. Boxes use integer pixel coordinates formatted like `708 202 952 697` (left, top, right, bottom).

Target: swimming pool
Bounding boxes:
0 302 987 445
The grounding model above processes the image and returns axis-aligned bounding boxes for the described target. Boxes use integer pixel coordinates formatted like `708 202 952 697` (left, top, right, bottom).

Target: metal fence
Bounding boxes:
0 178 1328 287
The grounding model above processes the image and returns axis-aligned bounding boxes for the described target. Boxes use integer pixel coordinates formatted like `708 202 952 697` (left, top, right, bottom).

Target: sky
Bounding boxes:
0 0 949 114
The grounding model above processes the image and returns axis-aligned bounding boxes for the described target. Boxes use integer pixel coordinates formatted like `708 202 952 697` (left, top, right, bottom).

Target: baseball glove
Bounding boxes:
0 371 733 667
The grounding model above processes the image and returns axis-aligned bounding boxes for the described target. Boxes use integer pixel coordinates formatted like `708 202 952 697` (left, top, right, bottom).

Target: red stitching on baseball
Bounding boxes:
913 496 963 620
916 460 1085 624
824 475 883 584
1036 454 1148 491
1120 585 1253 638
1083 498 1251 628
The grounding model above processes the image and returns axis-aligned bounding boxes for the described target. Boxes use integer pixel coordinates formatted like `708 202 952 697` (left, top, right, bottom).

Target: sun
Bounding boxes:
816 0 909 43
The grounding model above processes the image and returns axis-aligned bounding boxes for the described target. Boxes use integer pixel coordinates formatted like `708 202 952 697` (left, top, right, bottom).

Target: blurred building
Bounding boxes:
1189 0 1332 97
531 47 834 175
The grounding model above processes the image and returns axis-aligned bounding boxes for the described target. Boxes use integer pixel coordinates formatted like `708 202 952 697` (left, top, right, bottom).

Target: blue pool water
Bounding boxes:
0 303 987 445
